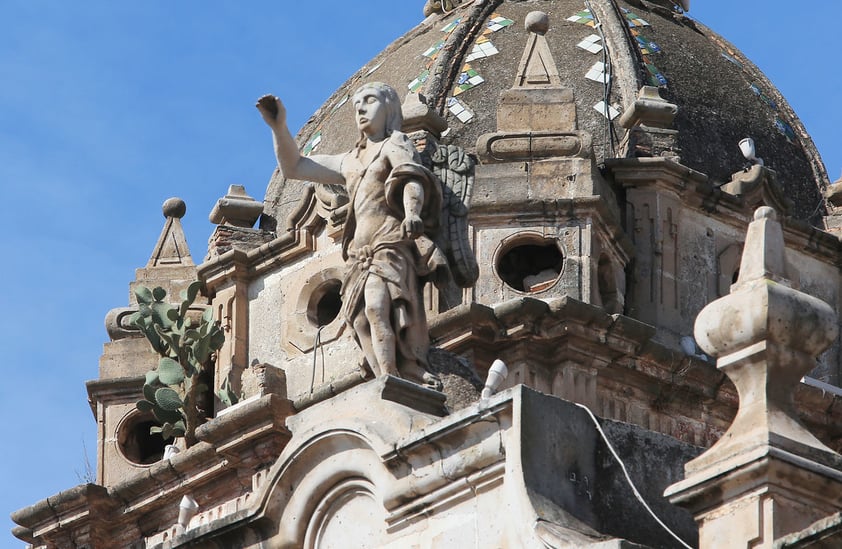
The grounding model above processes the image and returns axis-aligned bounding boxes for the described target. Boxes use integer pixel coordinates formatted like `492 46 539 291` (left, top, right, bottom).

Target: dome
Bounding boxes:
262 0 828 226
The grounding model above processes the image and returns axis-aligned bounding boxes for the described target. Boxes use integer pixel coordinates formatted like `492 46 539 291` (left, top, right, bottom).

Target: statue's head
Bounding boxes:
352 82 402 142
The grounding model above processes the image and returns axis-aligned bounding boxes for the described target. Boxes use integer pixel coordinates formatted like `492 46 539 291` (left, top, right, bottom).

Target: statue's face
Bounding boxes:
353 89 387 139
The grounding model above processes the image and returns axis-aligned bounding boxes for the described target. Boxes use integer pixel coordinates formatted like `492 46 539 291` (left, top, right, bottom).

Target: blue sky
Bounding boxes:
3 1 840 544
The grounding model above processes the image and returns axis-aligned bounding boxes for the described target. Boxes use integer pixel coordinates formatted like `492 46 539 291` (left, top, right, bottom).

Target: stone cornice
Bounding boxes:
429 296 842 451
85 375 145 417
606 156 714 202
606 157 842 265
12 394 293 547
11 483 115 546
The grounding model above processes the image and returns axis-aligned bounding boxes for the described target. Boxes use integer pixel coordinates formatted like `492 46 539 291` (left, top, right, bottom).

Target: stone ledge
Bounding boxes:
429 295 842 452
774 511 842 548
10 483 114 546
606 157 842 263
12 394 294 547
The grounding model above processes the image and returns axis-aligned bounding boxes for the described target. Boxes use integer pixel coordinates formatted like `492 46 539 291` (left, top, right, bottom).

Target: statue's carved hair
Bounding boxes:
353 82 403 147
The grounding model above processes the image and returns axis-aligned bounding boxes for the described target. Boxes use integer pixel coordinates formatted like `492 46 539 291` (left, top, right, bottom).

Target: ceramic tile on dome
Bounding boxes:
447 97 475 123
577 34 603 54
453 64 484 96
302 131 322 157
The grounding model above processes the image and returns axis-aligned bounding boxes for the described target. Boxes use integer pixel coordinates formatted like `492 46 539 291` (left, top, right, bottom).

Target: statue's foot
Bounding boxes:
396 361 442 390
421 371 443 391
357 358 375 379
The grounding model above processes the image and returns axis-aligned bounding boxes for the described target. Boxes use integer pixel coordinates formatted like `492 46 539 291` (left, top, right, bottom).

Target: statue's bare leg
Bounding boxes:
352 314 381 377
363 276 399 377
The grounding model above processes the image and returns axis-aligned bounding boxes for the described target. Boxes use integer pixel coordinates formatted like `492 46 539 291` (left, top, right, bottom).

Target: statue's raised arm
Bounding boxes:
256 94 344 185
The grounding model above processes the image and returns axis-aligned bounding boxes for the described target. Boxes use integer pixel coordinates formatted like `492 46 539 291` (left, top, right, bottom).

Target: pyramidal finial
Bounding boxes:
147 197 194 268
515 12 560 88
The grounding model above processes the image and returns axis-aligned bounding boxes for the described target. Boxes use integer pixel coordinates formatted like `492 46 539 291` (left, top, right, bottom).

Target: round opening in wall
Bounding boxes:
307 279 343 327
117 413 167 465
496 236 563 292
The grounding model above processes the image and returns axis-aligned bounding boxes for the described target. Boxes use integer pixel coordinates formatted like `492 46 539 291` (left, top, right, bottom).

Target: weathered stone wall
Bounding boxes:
248 229 361 400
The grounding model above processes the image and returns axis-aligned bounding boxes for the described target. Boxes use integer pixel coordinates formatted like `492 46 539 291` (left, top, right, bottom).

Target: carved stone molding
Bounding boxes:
476 131 591 163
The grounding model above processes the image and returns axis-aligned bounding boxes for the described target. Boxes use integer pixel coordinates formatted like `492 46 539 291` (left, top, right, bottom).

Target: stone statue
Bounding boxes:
257 83 448 388
423 0 466 17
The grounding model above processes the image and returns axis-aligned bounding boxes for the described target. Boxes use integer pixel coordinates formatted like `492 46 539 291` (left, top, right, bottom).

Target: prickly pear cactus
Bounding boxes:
130 281 225 447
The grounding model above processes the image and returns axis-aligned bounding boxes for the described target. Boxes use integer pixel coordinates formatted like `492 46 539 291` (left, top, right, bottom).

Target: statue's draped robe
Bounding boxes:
339 131 443 375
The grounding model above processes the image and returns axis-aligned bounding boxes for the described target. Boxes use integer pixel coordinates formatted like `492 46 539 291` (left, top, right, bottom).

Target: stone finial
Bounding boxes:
524 11 549 35
720 164 793 216
477 11 587 161
666 206 842 547
162 197 186 219
825 174 842 207
209 184 264 228
147 197 194 268
515 12 561 89
732 207 787 286
692 206 837 454
423 0 466 17
401 92 447 137
618 86 680 159
108 198 197 340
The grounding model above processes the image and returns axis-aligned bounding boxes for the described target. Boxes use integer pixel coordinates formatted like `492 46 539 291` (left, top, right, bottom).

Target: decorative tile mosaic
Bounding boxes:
643 58 667 86
775 117 796 142
413 11 512 106
720 51 743 68
453 64 484 95
577 34 604 54
364 62 383 77
594 101 620 120
621 8 650 27
423 40 446 60
632 31 661 55
441 18 461 34
302 131 322 156
567 10 595 27
409 69 431 92
486 14 514 32
330 95 349 114
749 84 777 110
585 61 609 84
447 97 475 123
466 40 499 62
710 35 744 68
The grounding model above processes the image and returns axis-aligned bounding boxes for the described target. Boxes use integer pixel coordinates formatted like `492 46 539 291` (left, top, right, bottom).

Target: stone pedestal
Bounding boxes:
667 442 842 547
